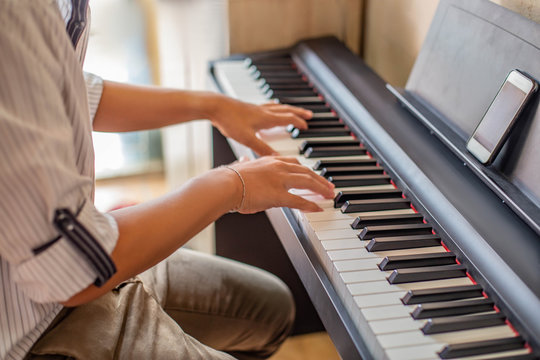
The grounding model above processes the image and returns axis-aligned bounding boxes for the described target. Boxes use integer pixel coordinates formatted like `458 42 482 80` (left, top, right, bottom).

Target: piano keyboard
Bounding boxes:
213 56 536 360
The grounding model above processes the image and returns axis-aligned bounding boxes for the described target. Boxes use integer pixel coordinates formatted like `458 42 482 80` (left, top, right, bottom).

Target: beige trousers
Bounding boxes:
27 249 295 360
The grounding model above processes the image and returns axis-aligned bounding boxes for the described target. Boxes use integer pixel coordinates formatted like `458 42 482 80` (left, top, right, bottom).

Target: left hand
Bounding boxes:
210 96 312 156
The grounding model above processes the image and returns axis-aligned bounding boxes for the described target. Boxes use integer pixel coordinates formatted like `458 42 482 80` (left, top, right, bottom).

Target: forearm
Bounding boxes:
92 80 226 132
62 167 240 306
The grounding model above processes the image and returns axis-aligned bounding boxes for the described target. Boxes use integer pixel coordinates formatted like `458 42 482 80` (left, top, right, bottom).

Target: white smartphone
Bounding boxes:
467 69 537 165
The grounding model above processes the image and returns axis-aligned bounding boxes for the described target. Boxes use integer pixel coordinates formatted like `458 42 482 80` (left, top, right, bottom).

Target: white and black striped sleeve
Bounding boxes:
0 1 118 304
84 72 104 122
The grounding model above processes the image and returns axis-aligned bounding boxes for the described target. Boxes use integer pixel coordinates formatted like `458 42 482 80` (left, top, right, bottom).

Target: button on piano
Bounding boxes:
210 0 540 359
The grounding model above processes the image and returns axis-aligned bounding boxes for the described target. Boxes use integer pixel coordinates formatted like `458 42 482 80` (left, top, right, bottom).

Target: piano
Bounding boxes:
209 0 540 359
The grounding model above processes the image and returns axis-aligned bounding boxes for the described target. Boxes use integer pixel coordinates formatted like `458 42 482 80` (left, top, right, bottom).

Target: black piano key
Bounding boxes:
321 165 383 177
438 336 525 359
305 146 369 158
311 112 337 119
263 83 313 91
341 197 407 213
313 158 377 170
249 64 294 73
366 234 441 252
411 298 494 319
298 104 332 112
335 189 402 208
401 284 484 305
359 223 433 240
254 70 301 79
291 127 350 138
421 312 506 334
387 264 467 284
270 90 317 97
247 57 292 66
300 139 360 153
351 213 424 228
288 122 344 133
263 77 307 85
378 252 456 271
279 96 323 105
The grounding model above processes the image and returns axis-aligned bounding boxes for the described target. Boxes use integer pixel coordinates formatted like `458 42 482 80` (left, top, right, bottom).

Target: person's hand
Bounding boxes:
225 156 335 214
210 96 312 156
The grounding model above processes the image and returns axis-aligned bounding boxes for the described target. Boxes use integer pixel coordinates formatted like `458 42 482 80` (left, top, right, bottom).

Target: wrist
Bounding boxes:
215 166 244 213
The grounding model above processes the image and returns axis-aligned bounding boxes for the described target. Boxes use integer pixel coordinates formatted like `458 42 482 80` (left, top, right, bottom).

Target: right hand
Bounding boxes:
226 156 335 214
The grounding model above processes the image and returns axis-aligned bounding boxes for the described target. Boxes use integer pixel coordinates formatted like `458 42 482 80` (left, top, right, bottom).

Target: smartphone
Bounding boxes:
466 69 537 164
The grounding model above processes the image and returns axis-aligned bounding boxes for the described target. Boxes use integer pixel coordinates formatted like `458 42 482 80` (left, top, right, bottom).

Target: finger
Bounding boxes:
244 135 278 156
283 174 335 199
263 104 313 119
272 156 301 165
264 112 309 130
283 193 323 212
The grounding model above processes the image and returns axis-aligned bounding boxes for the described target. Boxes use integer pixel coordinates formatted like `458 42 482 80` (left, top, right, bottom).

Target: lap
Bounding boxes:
28 249 294 360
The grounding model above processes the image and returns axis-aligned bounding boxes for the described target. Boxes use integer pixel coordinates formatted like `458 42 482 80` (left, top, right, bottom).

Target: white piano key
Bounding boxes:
361 304 413 321
457 348 531 360
347 277 473 297
321 238 364 250
315 228 359 240
377 325 515 349
330 245 449 262
304 210 357 222
340 269 391 283
327 248 367 261
386 343 445 360
334 258 382 272
354 292 404 308
312 219 354 231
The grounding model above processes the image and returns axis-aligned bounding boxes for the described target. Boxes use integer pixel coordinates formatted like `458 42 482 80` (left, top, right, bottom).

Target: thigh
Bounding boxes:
28 280 235 360
139 248 295 359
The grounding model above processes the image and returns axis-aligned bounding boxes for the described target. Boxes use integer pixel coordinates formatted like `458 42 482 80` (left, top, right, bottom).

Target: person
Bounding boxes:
0 0 335 359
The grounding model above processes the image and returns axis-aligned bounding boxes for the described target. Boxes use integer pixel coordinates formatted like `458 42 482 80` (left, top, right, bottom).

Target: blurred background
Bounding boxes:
86 0 539 357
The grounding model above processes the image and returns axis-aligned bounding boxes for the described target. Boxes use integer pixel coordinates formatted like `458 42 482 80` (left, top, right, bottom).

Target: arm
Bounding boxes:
62 157 335 306
93 80 312 155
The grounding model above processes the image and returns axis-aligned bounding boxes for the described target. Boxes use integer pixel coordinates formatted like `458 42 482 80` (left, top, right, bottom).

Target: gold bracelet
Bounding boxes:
223 165 245 212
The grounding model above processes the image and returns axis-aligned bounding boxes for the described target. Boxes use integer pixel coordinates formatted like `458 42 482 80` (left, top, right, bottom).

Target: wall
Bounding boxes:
228 0 363 54
363 0 540 87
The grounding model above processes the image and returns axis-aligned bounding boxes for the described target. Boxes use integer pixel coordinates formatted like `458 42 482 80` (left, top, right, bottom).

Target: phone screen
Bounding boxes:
472 81 528 152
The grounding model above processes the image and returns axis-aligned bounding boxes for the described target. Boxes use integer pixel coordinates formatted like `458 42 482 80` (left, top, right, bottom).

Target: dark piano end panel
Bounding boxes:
211 127 325 336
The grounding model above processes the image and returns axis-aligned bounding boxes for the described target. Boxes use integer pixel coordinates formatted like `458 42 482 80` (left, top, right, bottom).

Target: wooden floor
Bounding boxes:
95 174 341 359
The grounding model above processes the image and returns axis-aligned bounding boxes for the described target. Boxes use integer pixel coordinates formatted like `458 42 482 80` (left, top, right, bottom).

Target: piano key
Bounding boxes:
334 188 403 208
385 339 530 360
411 298 494 319
348 277 472 297
299 139 361 153
358 223 434 240
401 284 485 305
262 83 313 91
421 312 506 334
254 70 301 79
366 234 441 252
248 64 294 72
305 146 370 158
296 104 332 112
315 228 358 240
290 121 344 131
291 127 350 138
341 197 408 212
299 155 373 169
246 57 292 66
378 252 456 271
313 158 378 170
279 96 324 104
270 90 318 98
361 304 414 321
320 165 382 177
329 244 447 259
321 238 365 250
331 175 392 189
262 77 307 85
334 258 384 272
438 336 525 359
387 264 467 284
379 323 514 349
351 212 424 228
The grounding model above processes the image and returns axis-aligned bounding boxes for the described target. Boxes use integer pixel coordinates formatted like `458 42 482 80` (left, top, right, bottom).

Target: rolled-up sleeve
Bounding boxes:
84 72 104 122
0 1 118 303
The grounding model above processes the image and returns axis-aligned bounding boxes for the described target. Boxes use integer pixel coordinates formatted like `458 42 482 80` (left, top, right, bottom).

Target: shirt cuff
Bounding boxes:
84 72 104 122
13 201 118 303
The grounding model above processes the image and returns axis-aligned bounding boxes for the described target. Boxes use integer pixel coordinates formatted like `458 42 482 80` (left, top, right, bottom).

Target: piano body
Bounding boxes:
209 0 540 359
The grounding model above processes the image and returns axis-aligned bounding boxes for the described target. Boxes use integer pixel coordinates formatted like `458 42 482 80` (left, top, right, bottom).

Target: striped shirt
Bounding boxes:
0 1 119 359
